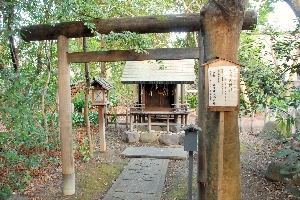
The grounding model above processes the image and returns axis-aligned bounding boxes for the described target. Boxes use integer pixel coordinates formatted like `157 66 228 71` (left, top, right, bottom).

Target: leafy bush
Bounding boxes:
72 111 99 127
0 184 12 199
77 136 91 161
272 88 300 197
89 112 99 126
185 94 197 108
0 69 55 195
109 93 118 107
73 92 86 112
72 112 85 127
275 132 300 197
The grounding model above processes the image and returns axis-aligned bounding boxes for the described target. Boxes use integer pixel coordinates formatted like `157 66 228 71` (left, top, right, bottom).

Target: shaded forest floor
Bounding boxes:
6 114 300 200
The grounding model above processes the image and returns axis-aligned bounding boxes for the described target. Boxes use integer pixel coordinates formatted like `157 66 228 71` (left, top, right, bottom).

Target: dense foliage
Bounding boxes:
239 1 300 196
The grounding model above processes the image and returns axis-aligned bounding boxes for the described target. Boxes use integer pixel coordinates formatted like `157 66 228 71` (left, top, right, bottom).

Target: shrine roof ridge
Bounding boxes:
91 78 114 90
202 57 244 67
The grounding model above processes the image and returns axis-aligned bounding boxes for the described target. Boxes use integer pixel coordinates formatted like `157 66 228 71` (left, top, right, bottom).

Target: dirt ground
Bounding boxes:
6 113 300 200
239 115 300 200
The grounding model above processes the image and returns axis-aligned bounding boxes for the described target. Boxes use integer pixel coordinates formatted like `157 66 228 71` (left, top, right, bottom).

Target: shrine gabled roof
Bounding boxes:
121 59 195 84
91 78 114 90
202 57 243 67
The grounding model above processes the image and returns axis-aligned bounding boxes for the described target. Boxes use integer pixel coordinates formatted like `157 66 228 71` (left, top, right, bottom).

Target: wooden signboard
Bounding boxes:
202 58 241 112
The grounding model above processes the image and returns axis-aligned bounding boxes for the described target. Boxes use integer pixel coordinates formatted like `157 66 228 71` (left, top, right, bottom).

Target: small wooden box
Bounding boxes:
91 78 114 106
92 88 108 106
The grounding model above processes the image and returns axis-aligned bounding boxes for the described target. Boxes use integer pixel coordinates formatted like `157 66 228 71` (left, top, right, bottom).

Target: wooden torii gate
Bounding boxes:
21 12 256 196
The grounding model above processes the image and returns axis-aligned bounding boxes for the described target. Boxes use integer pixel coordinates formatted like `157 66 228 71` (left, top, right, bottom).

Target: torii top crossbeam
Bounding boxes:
21 11 256 41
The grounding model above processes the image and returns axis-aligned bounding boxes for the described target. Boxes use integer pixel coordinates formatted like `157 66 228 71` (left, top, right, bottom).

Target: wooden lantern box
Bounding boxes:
91 78 114 106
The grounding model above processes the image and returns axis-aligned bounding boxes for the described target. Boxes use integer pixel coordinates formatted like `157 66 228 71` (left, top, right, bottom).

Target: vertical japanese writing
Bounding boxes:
208 66 238 107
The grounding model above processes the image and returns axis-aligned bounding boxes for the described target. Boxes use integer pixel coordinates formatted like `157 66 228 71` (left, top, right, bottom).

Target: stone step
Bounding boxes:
103 158 169 200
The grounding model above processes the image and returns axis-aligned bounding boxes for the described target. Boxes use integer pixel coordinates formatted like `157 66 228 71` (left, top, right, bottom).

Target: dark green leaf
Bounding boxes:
274 148 293 157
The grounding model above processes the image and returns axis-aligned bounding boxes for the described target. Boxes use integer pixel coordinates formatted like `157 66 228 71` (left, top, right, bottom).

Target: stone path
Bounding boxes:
103 158 169 200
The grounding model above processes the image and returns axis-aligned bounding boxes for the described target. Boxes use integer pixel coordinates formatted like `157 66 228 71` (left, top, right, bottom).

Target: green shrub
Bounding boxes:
0 184 12 199
185 94 197 108
72 111 99 127
108 93 118 107
77 136 91 161
89 112 99 126
275 132 300 197
273 88 300 197
72 112 85 127
73 92 85 112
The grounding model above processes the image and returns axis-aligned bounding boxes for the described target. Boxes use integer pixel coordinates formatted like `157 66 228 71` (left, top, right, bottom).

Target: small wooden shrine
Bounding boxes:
121 59 195 131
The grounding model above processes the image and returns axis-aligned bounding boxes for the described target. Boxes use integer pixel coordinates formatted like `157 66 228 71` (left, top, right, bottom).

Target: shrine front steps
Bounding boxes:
120 146 187 160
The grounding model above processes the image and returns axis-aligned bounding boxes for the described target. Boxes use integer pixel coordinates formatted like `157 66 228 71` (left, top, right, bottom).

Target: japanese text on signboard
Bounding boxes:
208 66 238 107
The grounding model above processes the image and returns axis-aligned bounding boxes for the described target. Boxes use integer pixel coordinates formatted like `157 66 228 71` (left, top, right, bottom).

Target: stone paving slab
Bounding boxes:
120 147 187 160
103 158 169 200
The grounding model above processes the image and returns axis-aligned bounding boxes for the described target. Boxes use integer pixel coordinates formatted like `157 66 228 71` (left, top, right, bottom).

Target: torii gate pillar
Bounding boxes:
57 35 75 195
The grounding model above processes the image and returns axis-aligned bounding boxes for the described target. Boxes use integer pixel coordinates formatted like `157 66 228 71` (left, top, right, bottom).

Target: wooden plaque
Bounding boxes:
203 58 241 112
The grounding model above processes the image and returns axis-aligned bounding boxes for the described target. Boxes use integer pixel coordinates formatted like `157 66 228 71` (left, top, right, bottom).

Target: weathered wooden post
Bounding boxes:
174 84 180 123
201 58 242 199
197 29 206 200
91 78 114 152
57 35 75 195
148 114 151 132
181 84 185 125
126 107 129 130
98 106 106 152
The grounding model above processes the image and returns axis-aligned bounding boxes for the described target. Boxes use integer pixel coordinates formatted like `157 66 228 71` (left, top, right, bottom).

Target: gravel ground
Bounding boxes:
240 131 298 200
239 116 299 200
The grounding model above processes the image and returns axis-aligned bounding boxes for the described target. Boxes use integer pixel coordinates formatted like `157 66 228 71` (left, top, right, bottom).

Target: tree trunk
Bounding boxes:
199 1 248 199
83 37 93 158
285 0 300 18
100 62 106 77
6 5 19 71
42 41 53 155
